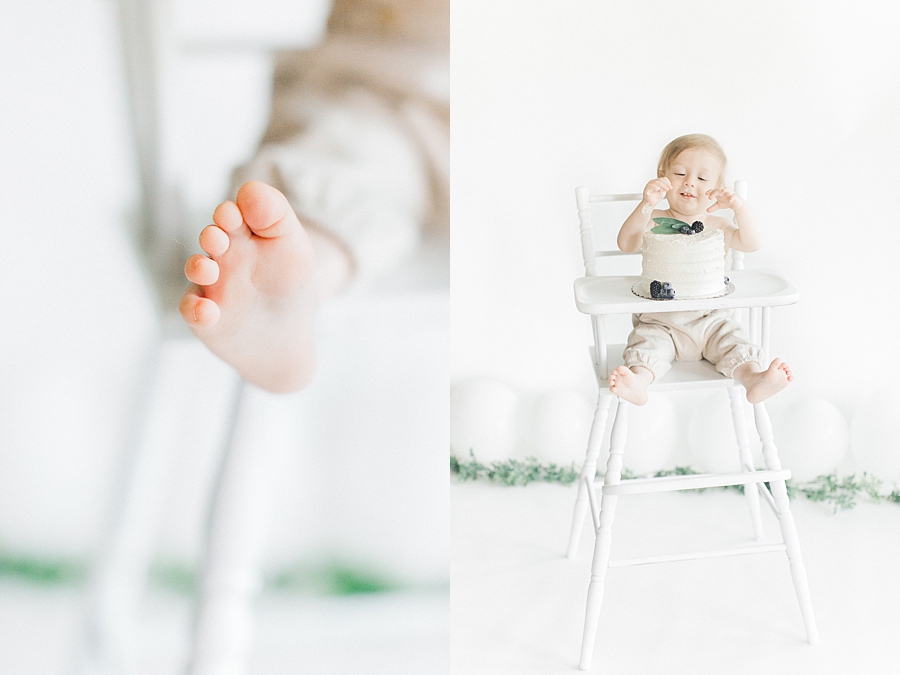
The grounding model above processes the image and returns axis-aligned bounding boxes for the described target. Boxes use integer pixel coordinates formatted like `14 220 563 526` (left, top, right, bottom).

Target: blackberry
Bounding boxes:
680 225 694 235
691 221 704 232
650 280 662 298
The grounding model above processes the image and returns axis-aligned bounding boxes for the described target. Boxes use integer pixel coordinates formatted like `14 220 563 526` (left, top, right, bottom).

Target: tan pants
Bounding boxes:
623 309 763 381
233 0 449 284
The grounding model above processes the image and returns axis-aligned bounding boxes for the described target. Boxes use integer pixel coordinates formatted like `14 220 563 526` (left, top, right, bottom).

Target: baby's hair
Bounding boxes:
657 134 727 186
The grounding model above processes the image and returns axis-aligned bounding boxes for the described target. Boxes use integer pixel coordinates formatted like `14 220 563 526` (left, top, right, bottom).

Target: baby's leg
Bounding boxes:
733 359 793 404
616 319 675 405
705 316 792 403
180 181 350 393
235 84 431 285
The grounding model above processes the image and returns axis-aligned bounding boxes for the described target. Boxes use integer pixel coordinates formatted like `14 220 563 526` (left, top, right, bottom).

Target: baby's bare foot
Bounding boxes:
739 358 793 404
608 365 651 406
179 182 318 393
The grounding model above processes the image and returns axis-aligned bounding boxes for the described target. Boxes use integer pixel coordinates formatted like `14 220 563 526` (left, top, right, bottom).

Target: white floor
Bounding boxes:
451 481 900 674
0 584 448 674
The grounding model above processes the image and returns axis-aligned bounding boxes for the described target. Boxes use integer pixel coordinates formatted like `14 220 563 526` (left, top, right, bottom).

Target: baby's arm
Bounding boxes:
706 187 763 252
618 177 672 252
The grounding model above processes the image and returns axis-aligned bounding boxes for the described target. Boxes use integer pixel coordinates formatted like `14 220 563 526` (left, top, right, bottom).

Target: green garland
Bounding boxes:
0 554 407 595
790 472 900 511
450 452 900 512
450 454 579 486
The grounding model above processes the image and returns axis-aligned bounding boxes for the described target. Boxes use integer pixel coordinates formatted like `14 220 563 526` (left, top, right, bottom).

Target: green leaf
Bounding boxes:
652 217 689 227
651 217 689 234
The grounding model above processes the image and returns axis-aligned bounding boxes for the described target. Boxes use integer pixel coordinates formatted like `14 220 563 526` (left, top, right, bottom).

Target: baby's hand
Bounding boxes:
643 177 672 208
705 187 746 213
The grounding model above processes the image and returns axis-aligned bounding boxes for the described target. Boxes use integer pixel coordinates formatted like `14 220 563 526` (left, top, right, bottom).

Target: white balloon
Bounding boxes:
771 398 848 482
450 379 519 463
527 390 593 466
851 388 900 482
687 391 747 474
622 395 679 476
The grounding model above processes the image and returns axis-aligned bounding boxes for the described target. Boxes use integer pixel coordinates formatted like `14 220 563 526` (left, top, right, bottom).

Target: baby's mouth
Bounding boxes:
680 192 695 199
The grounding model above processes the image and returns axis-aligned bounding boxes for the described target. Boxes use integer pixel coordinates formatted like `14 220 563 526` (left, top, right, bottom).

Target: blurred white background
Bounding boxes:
451 0 900 481
0 1 448 669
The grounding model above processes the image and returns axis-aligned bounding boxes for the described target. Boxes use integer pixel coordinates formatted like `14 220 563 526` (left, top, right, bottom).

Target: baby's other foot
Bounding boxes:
743 358 793 404
179 181 318 393
608 365 651 406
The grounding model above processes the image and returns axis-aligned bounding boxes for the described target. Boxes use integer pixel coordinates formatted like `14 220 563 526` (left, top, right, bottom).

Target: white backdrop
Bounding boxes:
451 0 900 472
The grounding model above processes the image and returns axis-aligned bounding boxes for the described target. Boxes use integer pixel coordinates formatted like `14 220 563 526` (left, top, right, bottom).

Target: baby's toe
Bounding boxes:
179 292 221 328
199 225 230 257
185 254 219 286
236 181 296 238
212 200 244 233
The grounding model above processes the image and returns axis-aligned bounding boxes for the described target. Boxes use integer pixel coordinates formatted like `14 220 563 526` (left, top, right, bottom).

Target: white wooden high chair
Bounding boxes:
567 183 819 670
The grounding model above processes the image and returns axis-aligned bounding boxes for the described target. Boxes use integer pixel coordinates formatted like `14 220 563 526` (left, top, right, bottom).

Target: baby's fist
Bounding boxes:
643 178 672 207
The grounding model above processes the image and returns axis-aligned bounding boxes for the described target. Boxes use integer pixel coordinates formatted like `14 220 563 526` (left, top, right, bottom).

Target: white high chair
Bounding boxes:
568 183 819 670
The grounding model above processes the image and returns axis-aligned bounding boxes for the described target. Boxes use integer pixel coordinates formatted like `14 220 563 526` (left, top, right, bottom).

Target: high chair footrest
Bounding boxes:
599 469 791 496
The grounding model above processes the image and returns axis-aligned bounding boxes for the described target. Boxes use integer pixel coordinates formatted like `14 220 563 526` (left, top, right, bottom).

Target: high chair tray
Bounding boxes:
574 269 798 315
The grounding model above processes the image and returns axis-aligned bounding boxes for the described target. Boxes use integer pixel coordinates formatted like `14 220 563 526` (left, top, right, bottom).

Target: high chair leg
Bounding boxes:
579 399 628 670
728 386 764 540
567 395 612 558
753 402 820 645
81 341 188 675
188 382 296 674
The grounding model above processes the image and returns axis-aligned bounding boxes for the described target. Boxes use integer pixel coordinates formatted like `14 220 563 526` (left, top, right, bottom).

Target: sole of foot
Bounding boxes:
179 181 319 393
608 365 650 406
744 358 793 404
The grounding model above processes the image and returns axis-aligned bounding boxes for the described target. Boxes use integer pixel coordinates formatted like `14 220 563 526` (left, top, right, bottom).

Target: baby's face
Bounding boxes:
660 148 722 217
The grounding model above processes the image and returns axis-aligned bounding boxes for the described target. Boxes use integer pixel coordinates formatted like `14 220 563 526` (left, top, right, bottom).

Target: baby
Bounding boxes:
609 133 792 406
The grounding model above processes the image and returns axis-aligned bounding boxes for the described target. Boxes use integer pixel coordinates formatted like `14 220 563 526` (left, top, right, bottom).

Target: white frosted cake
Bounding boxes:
640 227 726 299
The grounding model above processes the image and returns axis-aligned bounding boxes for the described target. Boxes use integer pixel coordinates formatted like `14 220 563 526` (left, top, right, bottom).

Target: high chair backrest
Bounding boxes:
576 181 748 278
